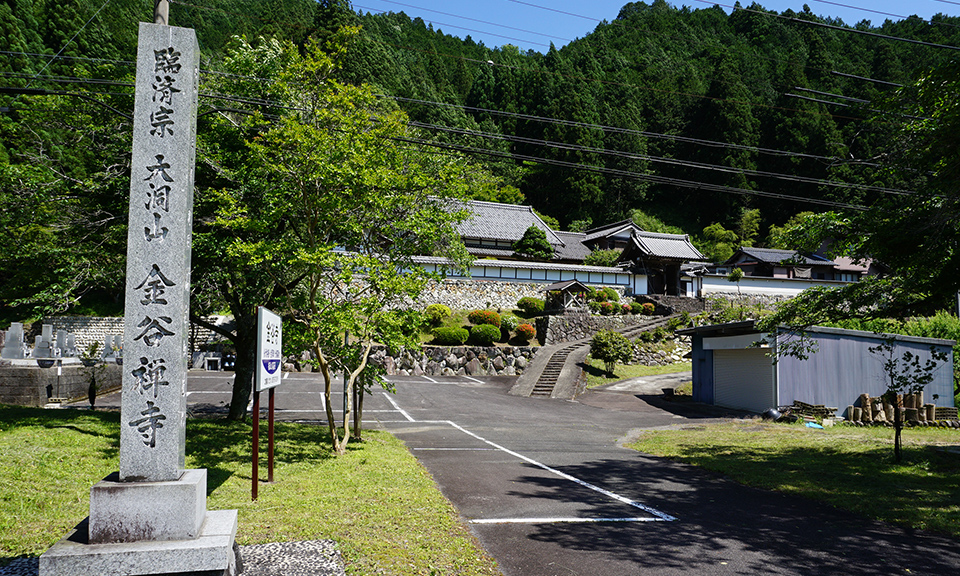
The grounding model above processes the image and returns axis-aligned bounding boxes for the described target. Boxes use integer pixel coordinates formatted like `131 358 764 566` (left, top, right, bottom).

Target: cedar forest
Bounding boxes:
2 0 960 323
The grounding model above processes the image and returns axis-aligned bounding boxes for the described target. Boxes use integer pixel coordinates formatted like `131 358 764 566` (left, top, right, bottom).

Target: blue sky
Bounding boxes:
350 0 960 52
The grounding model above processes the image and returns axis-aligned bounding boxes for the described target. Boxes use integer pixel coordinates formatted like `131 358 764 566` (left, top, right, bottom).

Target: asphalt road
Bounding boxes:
94 371 960 575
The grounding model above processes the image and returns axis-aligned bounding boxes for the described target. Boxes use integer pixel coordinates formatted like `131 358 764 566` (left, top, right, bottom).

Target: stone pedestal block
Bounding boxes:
39 510 238 576
89 469 206 544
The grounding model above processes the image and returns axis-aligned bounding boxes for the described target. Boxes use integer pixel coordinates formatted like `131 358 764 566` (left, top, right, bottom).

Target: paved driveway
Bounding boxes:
370 375 960 576
92 371 960 575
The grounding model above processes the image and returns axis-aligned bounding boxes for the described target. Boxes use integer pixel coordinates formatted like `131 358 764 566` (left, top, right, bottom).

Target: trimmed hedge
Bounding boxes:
517 297 545 315
468 309 501 328
629 301 644 315
425 303 452 326
515 323 536 342
470 324 501 345
431 327 469 345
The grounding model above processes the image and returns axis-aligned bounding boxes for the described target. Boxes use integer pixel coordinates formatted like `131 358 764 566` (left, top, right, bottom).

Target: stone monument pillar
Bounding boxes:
39 22 237 576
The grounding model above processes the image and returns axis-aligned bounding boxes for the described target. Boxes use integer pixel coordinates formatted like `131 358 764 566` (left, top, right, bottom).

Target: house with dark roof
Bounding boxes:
617 231 707 296
714 247 839 280
582 219 642 251
453 200 565 260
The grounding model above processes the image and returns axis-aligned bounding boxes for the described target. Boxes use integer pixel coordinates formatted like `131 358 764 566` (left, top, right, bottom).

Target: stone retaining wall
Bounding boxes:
370 345 539 377
634 295 706 316
415 279 625 313
0 362 122 407
632 338 692 366
42 317 125 353
536 312 650 346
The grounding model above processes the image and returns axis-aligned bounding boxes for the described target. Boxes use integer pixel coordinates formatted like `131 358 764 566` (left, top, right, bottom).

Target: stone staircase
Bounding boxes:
512 314 678 400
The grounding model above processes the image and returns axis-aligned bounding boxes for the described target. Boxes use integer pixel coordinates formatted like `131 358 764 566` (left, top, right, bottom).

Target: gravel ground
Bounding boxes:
0 540 345 576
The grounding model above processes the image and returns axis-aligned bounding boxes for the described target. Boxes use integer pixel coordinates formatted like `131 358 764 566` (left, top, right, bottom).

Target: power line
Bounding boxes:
384 94 878 166
0 50 134 67
363 0 572 43
811 0 960 28
691 0 960 51
407 119 914 197
28 0 115 88
355 4 553 48
394 134 869 211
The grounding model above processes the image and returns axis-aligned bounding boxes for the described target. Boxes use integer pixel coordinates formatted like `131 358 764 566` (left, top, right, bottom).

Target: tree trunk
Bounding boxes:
352 383 363 441
227 315 257 421
894 400 903 463
317 351 345 455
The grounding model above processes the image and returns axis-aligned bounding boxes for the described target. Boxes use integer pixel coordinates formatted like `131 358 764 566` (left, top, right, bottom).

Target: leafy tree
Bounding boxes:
512 226 554 260
239 35 490 454
583 249 622 267
869 339 948 463
589 329 634 375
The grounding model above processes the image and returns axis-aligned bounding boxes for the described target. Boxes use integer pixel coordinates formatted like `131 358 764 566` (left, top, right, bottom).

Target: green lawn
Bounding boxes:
630 420 960 537
583 356 691 389
0 405 500 575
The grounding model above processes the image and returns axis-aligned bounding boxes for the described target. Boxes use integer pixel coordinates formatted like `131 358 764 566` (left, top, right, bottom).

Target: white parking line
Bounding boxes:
441 420 676 522
471 517 663 525
463 376 483 384
422 376 438 383
386 394 677 523
383 393 414 422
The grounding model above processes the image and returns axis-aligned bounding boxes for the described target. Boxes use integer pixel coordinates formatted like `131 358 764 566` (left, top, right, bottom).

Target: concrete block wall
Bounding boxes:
0 363 122 407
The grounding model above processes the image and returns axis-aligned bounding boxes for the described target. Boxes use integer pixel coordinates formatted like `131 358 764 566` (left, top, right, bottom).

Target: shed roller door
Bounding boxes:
714 348 774 413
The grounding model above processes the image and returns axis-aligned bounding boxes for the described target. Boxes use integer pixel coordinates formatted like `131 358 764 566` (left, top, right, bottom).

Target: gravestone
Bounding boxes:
1 322 25 359
39 22 237 576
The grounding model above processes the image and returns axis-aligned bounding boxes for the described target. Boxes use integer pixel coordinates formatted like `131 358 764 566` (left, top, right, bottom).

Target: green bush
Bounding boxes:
470 324 501 345
629 301 644 315
431 327 469 345
602 287 620 302
500 315 520 331
593 290 608 303
583 248 622 267
589 330 635 374
587 301 603 314
641 302 655 315
424 304 452 326
666 316 684 331
517 297 545 316
468 309 501 328
600 302 616 316
515 323 536 342
652 326 670 342
637 331 654 343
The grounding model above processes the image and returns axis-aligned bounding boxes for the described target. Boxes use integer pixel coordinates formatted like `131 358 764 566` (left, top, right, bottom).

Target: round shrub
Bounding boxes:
425 303 452 326
501 314 520 331
431 327 469 345
593 290 608 303
600 302 616 316
590 329 635 374
621 303 632 314
629 301 644 315
468 309 501 328
470 324 501 345
587 301 603 314
602 287 620 302
641 302 655 316
517 297 545 316
515 323 536 342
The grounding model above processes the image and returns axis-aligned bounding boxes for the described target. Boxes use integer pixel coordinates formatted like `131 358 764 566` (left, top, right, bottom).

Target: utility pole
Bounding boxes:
154 0 169 25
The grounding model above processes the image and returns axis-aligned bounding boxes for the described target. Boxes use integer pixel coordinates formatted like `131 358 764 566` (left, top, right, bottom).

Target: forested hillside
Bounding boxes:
2 0 959 319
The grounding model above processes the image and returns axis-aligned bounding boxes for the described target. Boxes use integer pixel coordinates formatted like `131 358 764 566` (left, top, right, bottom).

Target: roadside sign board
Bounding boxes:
255 307 283 392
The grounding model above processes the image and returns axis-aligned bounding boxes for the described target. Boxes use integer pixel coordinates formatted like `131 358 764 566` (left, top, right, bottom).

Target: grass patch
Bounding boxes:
582 356 691 389
0 405 500 575
630 420 960 537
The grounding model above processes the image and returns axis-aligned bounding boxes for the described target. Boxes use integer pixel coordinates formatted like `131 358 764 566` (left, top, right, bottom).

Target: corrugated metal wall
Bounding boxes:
777 332 955 415
714 348 775 413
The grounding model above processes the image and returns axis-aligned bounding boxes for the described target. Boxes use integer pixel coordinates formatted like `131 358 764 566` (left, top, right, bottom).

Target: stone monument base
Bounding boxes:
39 510 238 576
